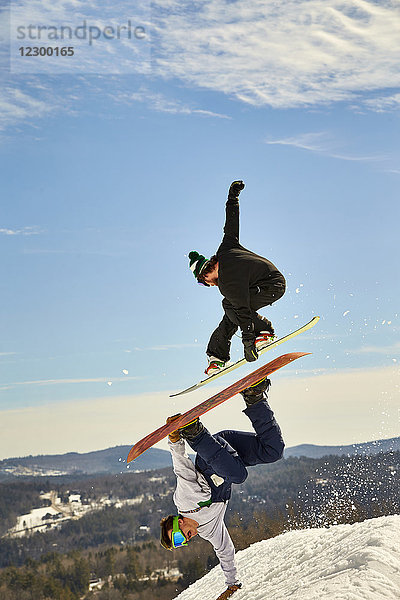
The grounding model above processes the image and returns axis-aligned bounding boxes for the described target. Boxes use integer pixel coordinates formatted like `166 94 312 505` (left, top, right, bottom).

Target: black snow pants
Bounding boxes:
206 279 285 362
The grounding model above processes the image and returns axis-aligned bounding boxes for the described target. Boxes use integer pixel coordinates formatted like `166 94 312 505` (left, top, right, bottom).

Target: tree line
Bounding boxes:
0 450 398 599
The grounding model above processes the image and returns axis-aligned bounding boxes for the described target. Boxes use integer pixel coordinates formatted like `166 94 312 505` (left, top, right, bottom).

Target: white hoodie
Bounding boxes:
169 438 238 586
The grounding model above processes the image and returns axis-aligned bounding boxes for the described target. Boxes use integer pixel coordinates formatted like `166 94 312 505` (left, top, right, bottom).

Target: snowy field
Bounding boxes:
174 515 400 600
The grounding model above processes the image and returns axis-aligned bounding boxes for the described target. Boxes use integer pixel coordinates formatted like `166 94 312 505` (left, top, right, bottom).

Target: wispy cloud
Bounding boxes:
0 226 43 236
113 88 231 119
0 86 58 133
265 131 387 162
363 93 400 113
348 342 400 356
124 342 200 352
148 342 200 351
0 352 17 357
21 248 125 257
1 0 400 138
266 132 329 153
152 0 400 109
0 376 140 392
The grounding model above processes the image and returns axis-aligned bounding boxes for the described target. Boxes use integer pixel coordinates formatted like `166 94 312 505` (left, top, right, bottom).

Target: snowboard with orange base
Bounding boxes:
127 351 310 464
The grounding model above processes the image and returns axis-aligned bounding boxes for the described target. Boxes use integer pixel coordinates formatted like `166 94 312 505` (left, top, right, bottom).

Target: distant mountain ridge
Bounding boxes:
284 436 400 458
0 446 171 479
0 436 399 478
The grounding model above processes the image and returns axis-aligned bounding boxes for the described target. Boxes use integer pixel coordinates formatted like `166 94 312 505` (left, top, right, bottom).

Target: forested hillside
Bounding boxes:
0 450 398 599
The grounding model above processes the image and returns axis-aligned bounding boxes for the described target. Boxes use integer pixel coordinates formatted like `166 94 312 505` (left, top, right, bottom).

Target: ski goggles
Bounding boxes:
171 515 188 549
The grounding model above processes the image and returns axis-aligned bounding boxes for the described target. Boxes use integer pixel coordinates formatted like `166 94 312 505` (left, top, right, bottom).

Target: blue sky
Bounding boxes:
0 0 399 459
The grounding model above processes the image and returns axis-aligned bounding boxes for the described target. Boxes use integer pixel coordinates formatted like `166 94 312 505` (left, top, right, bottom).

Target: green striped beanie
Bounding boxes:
188 251 209 279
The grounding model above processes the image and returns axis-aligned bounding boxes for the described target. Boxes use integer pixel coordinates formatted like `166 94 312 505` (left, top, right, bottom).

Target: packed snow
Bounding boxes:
174 515 400 600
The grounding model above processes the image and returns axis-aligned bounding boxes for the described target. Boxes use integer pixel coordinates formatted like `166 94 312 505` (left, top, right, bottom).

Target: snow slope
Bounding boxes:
174 515 400 600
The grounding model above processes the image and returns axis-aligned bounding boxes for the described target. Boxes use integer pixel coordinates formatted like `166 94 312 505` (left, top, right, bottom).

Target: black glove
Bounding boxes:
242 323 258 362
229 180 245 198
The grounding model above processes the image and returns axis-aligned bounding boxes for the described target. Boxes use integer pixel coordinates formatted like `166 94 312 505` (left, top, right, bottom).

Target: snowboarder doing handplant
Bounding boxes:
160 377 284 600
188 180 286 375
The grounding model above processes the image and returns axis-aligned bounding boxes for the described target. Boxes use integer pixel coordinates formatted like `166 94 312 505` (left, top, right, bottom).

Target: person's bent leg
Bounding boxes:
249 277 286 335
221 281 285 339
243 397 285 463
250 277 286 311
219 404 284 466
184 426 248 484
207 313 238 362
218 381 284 465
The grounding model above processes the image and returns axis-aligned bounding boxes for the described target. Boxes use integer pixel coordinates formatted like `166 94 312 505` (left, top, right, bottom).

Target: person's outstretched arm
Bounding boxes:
198 512 239 587
222 180 244 243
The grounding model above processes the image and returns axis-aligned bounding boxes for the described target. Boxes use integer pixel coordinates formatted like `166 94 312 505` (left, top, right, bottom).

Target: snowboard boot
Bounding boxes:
179 417 204 441
205 356 227 376
241 377 271 407
255 331 276 351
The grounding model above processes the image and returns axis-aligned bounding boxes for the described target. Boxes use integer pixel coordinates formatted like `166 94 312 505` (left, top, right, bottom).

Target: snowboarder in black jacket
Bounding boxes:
188 181 286 374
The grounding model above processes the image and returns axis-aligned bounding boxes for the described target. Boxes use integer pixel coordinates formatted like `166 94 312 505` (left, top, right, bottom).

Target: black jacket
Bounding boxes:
216 199 283 332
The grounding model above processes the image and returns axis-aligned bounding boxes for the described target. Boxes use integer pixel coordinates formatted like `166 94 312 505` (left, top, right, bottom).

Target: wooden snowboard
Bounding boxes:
127 351 310 463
